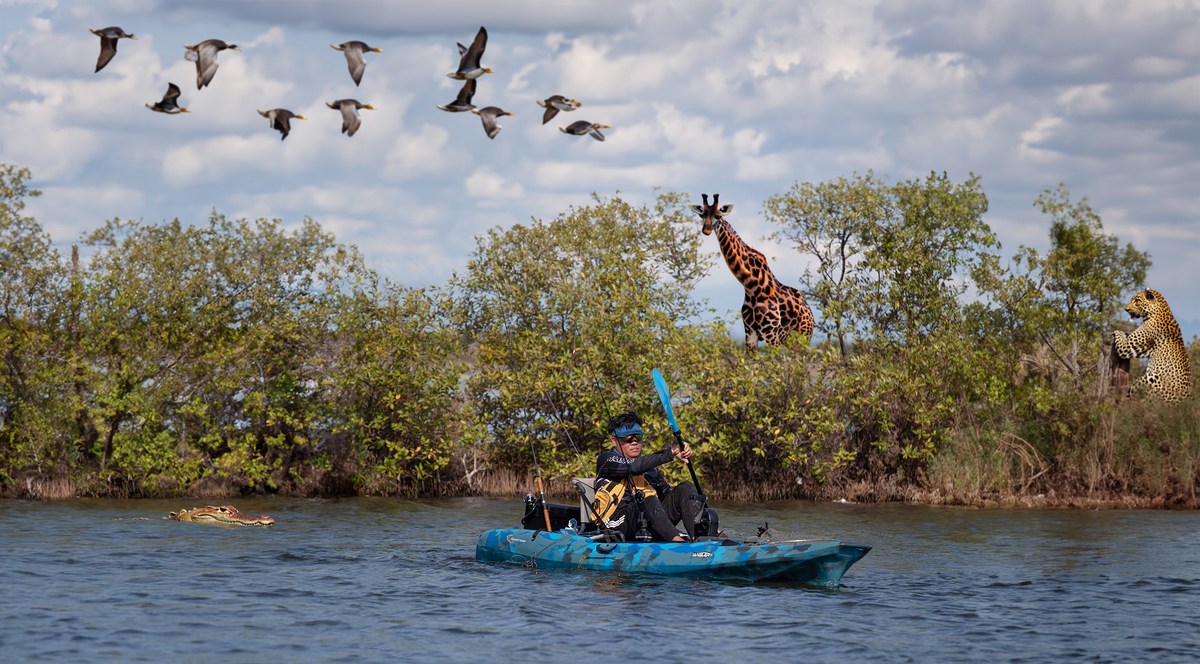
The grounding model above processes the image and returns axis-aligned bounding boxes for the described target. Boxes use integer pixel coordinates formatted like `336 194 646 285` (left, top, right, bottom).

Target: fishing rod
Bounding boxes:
529 440 552 532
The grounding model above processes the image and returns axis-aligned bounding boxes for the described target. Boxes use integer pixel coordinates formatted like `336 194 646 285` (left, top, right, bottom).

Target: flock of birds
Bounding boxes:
89 25 613 142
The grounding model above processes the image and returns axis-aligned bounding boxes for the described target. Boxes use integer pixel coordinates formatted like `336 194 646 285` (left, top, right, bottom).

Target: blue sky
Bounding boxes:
2 0 1198 339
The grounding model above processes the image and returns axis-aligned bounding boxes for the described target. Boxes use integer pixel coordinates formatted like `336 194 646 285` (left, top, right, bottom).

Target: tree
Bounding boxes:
763 172 890 355
766 171 996 351
448 192 711 474
1036 183 1150 330
79 213 362 490
322 275 468 494
972 184 1150 390
0 164 74 477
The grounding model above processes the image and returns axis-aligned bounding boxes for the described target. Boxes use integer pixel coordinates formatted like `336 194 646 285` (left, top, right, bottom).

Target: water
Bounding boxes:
2 497 1197 662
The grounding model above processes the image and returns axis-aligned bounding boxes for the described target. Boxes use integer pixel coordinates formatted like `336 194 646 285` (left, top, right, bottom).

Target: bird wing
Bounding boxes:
196 42 221 89
542 105 560 125
164 83 182 102
455 78 477 105
342 43 366 86
339 103 362 136
477 107 502 139
589 127 606 142
95 36 118 72
457 26 487 72
275 112 292 139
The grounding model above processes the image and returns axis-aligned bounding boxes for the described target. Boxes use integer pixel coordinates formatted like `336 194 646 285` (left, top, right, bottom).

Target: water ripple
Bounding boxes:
2 498 1198 661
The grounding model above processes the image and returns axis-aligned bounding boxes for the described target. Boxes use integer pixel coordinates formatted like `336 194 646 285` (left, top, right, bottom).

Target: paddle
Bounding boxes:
651 367 703 497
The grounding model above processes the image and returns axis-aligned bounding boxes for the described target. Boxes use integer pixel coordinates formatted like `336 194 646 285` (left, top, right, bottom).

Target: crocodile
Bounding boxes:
166 505 274 527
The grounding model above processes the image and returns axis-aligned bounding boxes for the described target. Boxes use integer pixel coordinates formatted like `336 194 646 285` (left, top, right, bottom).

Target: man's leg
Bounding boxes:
662 482 704 539
640 495 683 541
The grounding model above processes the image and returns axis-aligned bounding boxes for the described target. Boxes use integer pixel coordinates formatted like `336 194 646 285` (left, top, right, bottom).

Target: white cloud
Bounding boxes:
384 123 452 180
2 0 1200 336
161 134 274 185
465 167 526 200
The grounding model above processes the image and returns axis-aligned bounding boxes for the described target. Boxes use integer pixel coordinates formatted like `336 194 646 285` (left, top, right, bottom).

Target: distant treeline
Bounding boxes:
1 163 1196 506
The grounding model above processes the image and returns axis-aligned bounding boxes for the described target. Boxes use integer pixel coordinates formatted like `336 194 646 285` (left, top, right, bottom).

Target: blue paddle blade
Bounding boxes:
652 368 679 433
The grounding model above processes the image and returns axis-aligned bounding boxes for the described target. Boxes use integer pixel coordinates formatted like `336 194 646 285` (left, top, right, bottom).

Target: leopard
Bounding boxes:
1112 288 1192 402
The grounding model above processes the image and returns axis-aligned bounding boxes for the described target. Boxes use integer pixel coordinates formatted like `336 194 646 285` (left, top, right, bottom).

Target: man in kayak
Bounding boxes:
594 411 705 542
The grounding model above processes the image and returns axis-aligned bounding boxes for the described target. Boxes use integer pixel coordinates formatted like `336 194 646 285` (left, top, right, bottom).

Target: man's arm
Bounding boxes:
597 449 674 479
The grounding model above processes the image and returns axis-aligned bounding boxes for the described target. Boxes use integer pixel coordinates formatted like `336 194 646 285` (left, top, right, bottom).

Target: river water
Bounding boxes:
1 497 1197 662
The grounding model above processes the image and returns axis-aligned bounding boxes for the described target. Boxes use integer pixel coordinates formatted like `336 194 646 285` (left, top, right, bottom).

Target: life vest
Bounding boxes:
592 475 657 524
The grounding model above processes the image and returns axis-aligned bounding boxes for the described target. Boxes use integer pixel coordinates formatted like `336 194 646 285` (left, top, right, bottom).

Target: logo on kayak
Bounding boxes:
506 535 527 544
691 551 713 558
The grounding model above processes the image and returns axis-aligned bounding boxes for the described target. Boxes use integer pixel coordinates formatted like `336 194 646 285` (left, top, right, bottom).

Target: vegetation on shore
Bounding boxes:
2 163 1196 507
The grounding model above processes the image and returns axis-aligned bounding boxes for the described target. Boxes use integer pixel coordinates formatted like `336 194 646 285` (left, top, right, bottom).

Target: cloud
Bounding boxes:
383 123 452 179
3 0 1200 337
152 0 642 36
465 167 526 201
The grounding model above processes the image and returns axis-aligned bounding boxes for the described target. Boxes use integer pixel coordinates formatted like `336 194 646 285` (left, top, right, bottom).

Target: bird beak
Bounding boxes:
294 115 306 120
181 108 190 113
364 105 376 110
373 47 383 53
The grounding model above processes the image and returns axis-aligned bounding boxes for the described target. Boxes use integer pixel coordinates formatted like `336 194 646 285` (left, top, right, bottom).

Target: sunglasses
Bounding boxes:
617 435 643 444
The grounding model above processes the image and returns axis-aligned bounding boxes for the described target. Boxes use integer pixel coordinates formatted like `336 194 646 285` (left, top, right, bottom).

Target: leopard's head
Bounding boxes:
1125 288 1167 321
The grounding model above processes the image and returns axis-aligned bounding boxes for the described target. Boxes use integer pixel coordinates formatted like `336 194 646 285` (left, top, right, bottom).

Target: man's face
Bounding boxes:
614 434 643 458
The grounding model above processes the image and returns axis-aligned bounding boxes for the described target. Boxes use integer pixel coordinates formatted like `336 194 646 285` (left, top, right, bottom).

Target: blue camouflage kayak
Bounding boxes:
475 527 870 587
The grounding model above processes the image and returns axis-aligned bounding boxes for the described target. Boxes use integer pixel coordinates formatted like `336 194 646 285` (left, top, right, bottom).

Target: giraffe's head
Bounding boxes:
693 193 733 236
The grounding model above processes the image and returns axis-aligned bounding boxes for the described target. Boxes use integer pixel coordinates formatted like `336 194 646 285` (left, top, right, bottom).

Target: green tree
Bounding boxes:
764 172 891 355
766 171 996 351
79 213 362 491
323 275 469 494
0 164 73 478
1036 183 1150 331
972 184 1150 390
449 192 712 476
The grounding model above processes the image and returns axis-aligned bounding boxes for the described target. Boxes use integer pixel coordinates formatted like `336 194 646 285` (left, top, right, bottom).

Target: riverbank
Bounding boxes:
8 469 1197 509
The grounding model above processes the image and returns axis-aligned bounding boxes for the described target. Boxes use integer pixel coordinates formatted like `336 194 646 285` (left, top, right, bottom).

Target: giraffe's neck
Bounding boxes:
714 218 777 295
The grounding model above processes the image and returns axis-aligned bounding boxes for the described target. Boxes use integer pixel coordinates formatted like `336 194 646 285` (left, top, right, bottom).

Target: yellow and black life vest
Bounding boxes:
592 475 657 523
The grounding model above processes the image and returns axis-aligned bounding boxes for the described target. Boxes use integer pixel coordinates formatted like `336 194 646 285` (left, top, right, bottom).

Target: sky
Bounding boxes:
2 0 1198 339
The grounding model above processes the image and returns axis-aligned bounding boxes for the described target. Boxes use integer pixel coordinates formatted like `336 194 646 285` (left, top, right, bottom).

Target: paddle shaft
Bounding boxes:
672 428 703 496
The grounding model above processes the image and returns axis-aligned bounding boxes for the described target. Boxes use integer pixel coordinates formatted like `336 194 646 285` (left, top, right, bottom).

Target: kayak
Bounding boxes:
477 483 869 587
475 527 870 587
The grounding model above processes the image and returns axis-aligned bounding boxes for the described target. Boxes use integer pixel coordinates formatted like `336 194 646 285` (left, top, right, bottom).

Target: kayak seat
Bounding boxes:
573 477 598 527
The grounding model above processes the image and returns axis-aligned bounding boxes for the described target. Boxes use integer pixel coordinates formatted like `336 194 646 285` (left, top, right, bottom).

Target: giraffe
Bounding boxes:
694 193 814 351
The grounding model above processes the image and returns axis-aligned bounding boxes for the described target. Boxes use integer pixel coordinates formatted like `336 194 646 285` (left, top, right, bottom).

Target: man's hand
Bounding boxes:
672 441 693 464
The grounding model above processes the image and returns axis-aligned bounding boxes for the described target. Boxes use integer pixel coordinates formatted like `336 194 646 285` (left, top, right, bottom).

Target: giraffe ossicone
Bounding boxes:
694 193 815 351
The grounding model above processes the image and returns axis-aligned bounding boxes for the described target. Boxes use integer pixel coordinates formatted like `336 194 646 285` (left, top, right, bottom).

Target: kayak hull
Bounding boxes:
475 528 870 587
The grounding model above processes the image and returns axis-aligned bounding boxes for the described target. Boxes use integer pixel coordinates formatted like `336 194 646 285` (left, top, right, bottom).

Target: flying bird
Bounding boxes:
258 108 305 141
184 39 239 89
326 99 375 137
90 26 135 72
471 106 512 140
145 82 189 114
436 78 477 113
447 26 492 80
537 95 581 125
330 41 382 86
560 120 611 142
